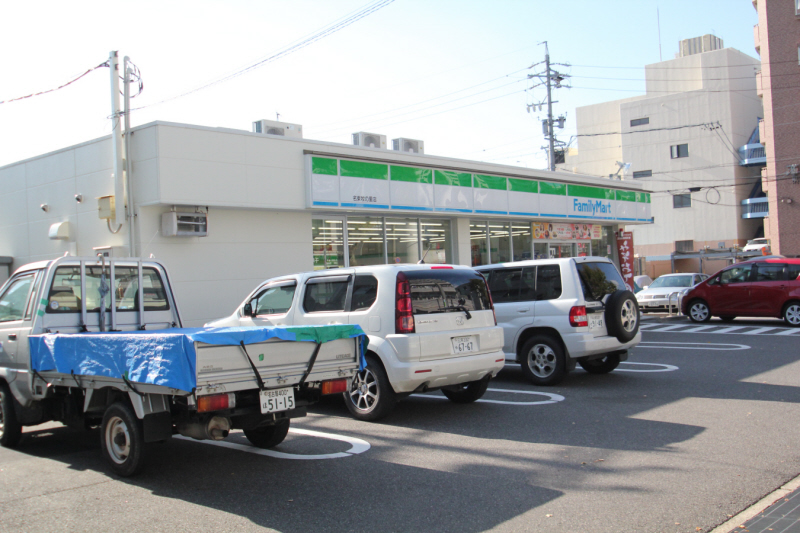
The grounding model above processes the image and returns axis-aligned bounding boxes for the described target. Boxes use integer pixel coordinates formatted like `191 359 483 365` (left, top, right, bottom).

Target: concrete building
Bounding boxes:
558 39 764 278
0 121 652 326
753 0 800 257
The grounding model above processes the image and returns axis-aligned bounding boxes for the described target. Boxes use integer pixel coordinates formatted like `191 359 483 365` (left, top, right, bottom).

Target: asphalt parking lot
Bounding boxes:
2 316 800 533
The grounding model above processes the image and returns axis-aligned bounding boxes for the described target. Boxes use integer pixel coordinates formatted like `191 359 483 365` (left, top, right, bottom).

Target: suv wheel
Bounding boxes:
604 290 639 343
344 355 398 421
784 302 800 327
520 336 566 386
441 378 490 404
688 299 711 323
578 353 621 374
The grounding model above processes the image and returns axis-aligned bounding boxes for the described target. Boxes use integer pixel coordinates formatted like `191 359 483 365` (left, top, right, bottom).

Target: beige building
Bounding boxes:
559 40 764 278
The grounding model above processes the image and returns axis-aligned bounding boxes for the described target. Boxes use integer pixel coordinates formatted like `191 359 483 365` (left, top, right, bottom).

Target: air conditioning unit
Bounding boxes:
162 212 208 237
352 132 387 149
252 119 303 139
392 138 424 154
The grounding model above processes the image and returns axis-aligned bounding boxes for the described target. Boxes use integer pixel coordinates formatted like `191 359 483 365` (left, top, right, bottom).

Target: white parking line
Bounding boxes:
615 362 679 372
411 388 565 406
744 327 779 335
175 428 371 460
681 325 717 332
775 328 800 335
713 326 748 334
637 341 750 350
647 325 690 332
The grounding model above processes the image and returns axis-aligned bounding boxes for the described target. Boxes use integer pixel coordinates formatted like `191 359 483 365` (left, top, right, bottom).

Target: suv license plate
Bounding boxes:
451 336 477 354
260 387 296 414
589 314 604 330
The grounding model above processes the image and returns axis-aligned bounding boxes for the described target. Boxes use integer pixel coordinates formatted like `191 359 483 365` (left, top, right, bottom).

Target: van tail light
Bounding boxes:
321 378 349 395
197 393 236 413
395 271 415 334
569 306 588 328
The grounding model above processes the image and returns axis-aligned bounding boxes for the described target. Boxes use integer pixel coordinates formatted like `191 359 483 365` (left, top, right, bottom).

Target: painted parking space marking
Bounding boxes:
775 328 800 335
411 388 565 406
637 341 750 350
745 327 779 335
176 428 370 460
643 324 799 336
646 324 688 332
681 325 717 333
614 362 679 372
713 326 747 334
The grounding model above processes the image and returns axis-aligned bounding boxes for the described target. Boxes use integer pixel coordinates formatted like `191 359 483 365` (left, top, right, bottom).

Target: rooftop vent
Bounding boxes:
252 119 303 139
678 34 723 57
352 132 387 149
392 138 424 154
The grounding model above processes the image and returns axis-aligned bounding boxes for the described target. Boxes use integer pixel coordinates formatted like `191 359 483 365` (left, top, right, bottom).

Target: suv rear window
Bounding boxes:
404 269 491 315
576 262 625 302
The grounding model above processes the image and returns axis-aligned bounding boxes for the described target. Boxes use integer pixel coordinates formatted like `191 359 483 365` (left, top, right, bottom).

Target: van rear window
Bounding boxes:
403 269 491 315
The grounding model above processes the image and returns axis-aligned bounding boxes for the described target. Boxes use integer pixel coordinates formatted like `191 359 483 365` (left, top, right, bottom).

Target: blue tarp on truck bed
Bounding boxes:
29 325 367 393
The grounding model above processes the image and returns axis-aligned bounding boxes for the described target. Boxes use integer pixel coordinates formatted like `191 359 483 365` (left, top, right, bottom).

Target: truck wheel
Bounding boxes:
578 353 621 374
101 403 145 477
0 382 22 448
244 419 290 448
520 335 566 386
442 378 490 404
344 355 397 421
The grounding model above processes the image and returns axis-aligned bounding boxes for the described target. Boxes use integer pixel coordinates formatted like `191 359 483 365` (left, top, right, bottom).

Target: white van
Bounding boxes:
475 257 640 386
207 264 505 421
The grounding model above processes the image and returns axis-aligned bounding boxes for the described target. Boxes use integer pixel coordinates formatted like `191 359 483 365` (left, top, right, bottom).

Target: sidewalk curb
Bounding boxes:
709 474 800 533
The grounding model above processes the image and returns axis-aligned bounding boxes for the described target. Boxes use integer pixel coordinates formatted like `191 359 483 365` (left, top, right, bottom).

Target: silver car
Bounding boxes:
636 273 708 313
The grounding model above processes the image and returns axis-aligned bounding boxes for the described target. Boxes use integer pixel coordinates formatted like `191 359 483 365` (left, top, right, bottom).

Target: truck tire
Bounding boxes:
244 419 290 448
578 353 621 374
344 354 397 421
442 378 490 404
0 382 22 448
604 290 639 343
101 402 145 477
520 335 567 386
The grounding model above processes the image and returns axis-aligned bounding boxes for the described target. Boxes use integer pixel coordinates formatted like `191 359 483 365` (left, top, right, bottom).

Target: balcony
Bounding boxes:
754 23 760 54
741 197 769 218
739 143 767 166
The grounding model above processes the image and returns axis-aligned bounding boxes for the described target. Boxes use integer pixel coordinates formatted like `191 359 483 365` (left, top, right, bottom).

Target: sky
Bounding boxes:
0 0 760 171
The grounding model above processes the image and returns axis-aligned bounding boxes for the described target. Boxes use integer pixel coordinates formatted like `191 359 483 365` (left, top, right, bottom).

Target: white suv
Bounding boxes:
207 265 505 421
475 257 640 386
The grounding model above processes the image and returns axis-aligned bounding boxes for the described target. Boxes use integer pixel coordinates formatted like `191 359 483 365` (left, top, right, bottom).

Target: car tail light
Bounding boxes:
197 393 236 413
569 306 588 327
321 378 349 395
395 271 415 334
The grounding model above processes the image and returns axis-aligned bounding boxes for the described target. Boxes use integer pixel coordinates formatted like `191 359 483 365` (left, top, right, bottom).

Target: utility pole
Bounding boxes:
528 42 570 171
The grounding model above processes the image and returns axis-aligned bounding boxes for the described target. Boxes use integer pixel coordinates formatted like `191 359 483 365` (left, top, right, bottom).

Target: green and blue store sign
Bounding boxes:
307 155 651 223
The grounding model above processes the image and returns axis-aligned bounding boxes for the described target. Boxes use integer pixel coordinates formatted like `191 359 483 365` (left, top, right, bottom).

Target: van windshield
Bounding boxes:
404 269 491 315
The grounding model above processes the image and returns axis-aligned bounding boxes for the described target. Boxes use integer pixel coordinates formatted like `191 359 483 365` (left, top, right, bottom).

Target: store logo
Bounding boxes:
455 316 465 326
573 199 612 216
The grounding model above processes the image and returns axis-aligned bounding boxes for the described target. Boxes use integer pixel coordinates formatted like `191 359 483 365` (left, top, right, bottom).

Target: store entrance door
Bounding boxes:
548 243 576 258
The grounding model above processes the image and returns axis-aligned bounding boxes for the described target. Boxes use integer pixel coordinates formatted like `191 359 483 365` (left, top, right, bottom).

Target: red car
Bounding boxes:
681 258 800 326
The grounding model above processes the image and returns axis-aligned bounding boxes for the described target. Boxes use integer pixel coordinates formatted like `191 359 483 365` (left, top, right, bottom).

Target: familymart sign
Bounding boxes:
305 155 651 223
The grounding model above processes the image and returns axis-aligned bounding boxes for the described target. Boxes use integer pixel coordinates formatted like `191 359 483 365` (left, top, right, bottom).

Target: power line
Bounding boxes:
0 60 109 105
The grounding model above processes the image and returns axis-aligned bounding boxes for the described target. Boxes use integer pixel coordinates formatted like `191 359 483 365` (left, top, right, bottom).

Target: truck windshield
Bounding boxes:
404 269 491 315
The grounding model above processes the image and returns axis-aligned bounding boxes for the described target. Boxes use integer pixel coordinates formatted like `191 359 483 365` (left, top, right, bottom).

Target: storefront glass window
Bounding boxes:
591 226 613 260
386 218 420 264
419 219 452 264
470 221 489 266
312 219 345 269
489 222 512 263
533 242 549 260
577 242 591 257
511 222 531 261
348 217 385 266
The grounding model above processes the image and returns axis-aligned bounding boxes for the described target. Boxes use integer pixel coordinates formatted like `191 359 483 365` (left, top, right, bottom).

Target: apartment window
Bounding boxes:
670 144 689 159
632 170 653 179
630 117 650 127
796 0 800 15
673 194 692 208
675 240 694 252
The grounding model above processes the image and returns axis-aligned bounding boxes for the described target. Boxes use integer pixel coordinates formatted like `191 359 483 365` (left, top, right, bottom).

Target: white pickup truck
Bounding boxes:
0 256 364 476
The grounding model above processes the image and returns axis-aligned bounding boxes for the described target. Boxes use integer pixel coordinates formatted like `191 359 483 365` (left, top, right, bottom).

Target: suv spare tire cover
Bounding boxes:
604 289 639 343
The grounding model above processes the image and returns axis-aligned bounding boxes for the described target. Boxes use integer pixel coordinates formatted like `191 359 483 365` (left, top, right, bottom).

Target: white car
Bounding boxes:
207 264 505 421
743 238 770 253
475 257 641 386
636 273 708 313
634 274 653 289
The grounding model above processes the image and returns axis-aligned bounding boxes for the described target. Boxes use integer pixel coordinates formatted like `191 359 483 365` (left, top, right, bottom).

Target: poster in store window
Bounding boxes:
616 230 635 291
532 223 601 240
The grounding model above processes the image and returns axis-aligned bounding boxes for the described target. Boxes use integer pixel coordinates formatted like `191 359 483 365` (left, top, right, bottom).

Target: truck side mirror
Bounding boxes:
243 302 254 317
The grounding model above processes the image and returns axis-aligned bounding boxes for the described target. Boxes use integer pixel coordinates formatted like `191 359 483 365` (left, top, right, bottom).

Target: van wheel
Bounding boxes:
688 299 711 323
784 302 800 327
579 353 621 374
442 379 489 404
344 355 397 421
0 382 22 448
520 336 566 386
244 419 290 448
101 403 145 477
604 290 639 342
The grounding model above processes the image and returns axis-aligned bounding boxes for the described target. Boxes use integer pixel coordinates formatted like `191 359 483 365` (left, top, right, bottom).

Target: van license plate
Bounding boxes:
260 387 296 414
451 336 477 354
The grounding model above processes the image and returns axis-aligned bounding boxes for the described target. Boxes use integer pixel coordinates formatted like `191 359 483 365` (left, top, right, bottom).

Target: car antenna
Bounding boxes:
417 242 432 264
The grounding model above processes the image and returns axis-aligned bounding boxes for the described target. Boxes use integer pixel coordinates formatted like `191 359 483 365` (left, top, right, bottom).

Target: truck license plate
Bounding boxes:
451 336 477 354
260 387 296 414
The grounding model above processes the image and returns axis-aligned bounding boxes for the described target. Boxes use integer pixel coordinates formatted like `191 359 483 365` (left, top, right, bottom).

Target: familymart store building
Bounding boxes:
306 153 651 270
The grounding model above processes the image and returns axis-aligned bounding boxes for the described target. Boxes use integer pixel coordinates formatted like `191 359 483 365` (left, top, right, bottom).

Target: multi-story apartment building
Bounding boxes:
753 0 800 257
558 37 764 277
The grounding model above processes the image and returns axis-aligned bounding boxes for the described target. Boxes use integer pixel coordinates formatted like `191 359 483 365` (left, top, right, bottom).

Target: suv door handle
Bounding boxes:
7 334 16 341
517 308 530 313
